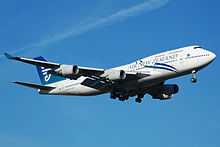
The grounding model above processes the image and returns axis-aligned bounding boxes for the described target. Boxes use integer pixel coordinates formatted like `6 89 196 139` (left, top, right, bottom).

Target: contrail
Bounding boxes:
0 0 170 58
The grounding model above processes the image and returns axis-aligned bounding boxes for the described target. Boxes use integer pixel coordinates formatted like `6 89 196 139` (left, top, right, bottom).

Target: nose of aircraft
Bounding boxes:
199 49 216 67
209 51 216 61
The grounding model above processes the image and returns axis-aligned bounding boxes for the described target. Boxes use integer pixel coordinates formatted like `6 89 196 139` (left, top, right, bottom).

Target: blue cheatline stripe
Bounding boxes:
144 65 177 72
154 62 177 71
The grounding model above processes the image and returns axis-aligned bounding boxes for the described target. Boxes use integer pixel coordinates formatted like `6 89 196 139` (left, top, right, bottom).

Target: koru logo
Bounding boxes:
41 67 51 82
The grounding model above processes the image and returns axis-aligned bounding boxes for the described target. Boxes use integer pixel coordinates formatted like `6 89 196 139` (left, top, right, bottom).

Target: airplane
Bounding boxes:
5 45 216 103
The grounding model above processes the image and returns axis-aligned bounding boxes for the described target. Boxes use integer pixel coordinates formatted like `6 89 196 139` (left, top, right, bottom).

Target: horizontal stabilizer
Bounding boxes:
13 81 55 90
4 53 16 59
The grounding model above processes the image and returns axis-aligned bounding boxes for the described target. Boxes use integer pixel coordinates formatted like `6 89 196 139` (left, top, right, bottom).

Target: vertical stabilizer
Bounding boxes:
34 56 65 85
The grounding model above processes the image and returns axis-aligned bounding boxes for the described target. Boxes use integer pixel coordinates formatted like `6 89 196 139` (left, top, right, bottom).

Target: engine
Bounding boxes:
54 64 79 76
102 69 126 81
152 84 179 100
161 84 179 95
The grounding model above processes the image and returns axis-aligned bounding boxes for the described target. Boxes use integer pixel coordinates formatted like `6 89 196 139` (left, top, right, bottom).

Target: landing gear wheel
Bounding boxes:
124 96 129 101
191 70 197 83
135 98 142 103
137 94 144 99
191 78 197 83
110 93 116 99
119 97 125 101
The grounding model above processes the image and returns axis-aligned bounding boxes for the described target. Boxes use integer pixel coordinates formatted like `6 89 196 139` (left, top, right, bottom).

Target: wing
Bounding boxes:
5 53 60 68
4 53 105 77
5 53 150 88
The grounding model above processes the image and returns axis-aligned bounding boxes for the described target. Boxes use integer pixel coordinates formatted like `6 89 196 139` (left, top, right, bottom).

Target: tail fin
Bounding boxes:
34 56 65 85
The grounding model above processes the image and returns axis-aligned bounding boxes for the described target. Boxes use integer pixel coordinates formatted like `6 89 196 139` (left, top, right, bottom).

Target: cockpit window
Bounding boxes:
194 46 202 49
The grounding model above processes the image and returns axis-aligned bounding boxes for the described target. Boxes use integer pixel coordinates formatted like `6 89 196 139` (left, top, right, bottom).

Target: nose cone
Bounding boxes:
197 49 216 69
205 50 216 65
209 51 216 62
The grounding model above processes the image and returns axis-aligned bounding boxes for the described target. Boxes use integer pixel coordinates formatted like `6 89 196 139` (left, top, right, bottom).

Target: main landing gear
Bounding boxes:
135 94 144 103
110 92 129 101
191 70 197 83
111 92 144 103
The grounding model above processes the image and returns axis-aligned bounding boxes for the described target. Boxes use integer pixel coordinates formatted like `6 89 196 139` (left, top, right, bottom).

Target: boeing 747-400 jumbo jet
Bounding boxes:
5 45 216 103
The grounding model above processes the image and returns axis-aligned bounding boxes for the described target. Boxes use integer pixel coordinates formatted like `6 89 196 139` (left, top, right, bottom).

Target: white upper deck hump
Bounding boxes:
143 45 198 60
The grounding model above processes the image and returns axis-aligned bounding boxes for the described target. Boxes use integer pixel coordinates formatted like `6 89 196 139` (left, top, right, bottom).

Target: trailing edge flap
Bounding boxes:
13 81 55 90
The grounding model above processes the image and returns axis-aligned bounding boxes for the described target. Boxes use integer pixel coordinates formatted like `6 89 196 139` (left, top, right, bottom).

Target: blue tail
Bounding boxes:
34 56 65 85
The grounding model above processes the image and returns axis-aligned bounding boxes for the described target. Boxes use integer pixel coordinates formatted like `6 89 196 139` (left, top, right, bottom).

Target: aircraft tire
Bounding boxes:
135 98 142 103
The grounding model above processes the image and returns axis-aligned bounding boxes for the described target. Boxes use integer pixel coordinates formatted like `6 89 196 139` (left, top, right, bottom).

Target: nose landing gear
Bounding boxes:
191 70 197 83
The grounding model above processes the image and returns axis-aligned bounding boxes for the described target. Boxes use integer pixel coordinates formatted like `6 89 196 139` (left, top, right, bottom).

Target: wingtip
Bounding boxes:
12 81 19 85
4 53 14 59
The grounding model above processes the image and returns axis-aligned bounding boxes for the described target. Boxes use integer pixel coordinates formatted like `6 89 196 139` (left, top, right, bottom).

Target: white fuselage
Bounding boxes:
41 45 216 96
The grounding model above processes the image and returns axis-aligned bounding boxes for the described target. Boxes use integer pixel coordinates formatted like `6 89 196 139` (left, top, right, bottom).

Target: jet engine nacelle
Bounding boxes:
55 64 79 76
153 84 179 100
161 84 179 95
102 70 126 81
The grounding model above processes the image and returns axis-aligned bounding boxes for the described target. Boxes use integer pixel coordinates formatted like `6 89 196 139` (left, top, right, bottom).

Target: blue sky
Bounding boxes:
0 0 219 146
